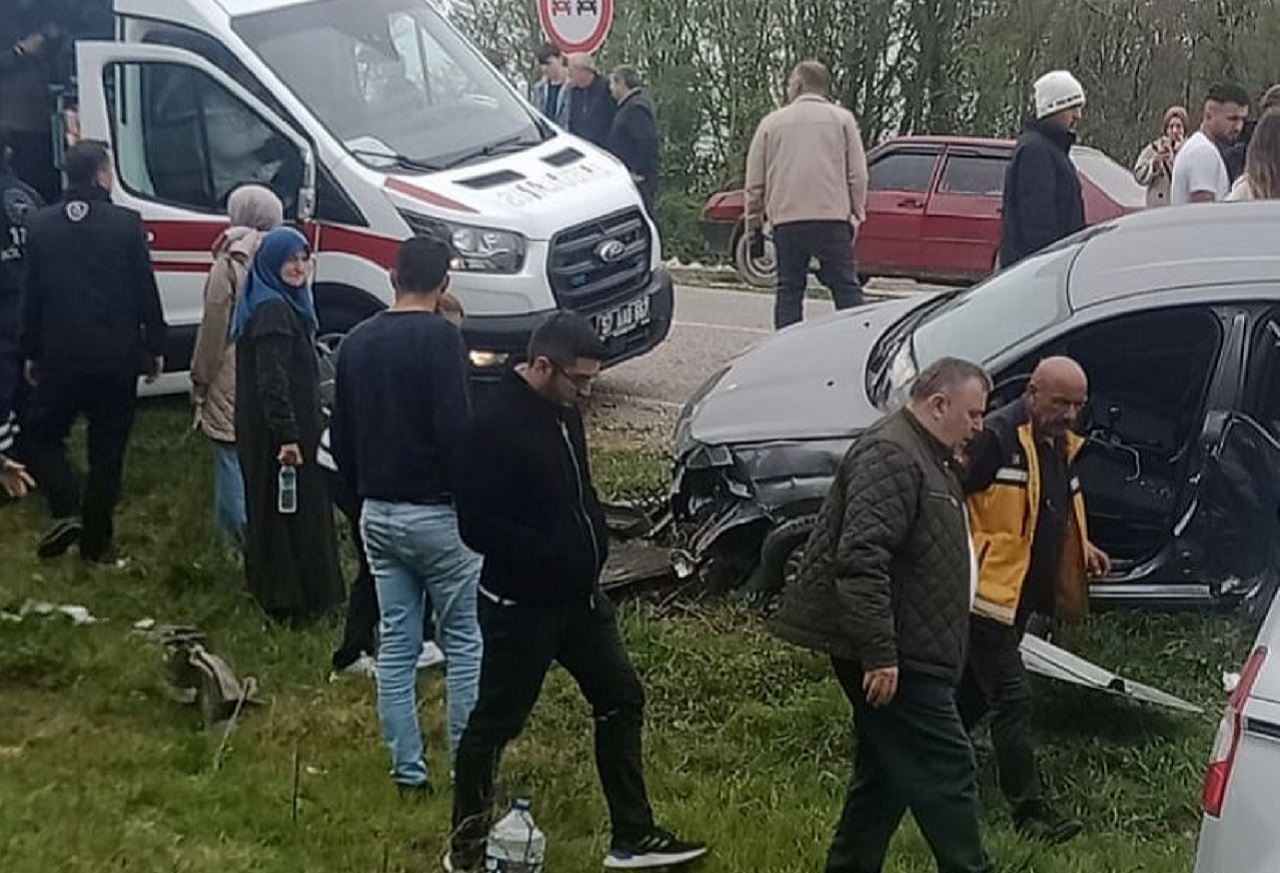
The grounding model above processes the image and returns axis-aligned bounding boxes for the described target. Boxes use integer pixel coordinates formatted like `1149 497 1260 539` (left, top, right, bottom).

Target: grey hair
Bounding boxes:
909 357 991 402
566 52 596 72
611 65 642 91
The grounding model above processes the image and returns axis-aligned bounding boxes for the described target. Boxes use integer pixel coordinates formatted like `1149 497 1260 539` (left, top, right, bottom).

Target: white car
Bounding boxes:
1194 591 1280 872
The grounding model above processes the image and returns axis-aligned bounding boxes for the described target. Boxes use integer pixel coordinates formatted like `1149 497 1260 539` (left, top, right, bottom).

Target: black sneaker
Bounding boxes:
1014 801 1083 844
603 828 708 869
37 517 83 559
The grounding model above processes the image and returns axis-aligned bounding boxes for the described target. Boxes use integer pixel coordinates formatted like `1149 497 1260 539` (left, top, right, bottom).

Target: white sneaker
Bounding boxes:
417 640 446 670
328 653 377 682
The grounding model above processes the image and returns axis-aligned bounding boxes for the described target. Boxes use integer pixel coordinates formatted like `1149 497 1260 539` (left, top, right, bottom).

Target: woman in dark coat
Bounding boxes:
231 226 342 624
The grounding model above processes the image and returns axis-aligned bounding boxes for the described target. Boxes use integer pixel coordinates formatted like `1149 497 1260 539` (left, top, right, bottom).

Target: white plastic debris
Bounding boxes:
1223 672 1241 694
134 618 156 631
11 599 100 625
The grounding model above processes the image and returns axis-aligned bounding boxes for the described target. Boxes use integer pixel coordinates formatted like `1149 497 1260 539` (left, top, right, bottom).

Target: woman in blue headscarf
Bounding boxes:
233 226 342 624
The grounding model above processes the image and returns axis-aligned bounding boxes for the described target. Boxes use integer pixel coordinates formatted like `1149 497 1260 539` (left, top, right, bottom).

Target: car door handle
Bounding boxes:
897 197 925 208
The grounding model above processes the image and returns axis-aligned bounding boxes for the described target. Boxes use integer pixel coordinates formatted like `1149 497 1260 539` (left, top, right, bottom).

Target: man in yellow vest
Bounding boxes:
961 356 1111 844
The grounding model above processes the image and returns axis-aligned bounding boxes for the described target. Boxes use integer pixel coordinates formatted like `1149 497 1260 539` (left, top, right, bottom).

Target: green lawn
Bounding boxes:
0 400 1250 872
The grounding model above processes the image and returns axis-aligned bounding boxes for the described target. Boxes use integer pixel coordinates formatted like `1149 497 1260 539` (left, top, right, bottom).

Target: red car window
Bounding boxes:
938 155 1005 196
868 151 937 192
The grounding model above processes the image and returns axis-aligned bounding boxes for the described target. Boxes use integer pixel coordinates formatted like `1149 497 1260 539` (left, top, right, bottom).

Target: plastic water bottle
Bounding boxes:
484 798 545 873
277 465 298 515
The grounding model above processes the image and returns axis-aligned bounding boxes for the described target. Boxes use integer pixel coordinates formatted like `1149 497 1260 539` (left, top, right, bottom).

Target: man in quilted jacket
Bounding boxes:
770 357 993 873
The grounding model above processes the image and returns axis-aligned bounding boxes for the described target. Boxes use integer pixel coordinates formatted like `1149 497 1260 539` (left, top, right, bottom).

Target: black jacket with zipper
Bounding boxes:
453 367 609 604
20 185 166 373
999 119 1085 267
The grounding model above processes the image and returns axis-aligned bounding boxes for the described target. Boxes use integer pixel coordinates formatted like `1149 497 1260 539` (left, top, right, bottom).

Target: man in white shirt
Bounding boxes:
1171 82 1251 204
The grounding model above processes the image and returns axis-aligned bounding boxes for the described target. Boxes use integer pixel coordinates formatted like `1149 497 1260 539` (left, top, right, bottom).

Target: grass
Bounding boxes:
0 399 1254 872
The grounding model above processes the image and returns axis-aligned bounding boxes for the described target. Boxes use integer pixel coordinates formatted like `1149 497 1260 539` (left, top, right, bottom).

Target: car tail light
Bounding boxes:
1203 645 1268 817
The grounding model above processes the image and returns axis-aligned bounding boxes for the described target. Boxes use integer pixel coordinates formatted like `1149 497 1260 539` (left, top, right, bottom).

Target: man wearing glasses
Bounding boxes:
448 313 706 872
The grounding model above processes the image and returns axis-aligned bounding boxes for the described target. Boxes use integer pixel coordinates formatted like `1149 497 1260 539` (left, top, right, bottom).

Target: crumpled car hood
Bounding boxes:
679 297 922 450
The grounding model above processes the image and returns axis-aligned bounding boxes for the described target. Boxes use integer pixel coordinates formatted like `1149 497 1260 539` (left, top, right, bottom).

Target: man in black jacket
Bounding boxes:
607 65 660 217
0 127 42 497
999 70 1086 268
770 357 993 873
566 52 616 149
20 140 166 561
449 314 706 872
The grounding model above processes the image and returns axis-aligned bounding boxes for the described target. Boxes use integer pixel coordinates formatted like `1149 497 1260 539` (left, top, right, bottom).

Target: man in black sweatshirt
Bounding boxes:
448 314 706 872
20 140 166 561
329 236 481 793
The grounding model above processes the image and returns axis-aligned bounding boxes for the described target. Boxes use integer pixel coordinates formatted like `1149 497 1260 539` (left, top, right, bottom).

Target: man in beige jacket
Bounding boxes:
745 60 868 329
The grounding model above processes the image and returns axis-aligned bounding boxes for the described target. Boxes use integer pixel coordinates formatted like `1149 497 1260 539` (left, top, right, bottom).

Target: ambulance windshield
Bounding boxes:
234 0 548 172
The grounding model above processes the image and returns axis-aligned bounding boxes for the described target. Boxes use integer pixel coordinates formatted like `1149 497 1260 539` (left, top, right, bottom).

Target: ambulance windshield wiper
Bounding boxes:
435 135 540 171
348 148 446 173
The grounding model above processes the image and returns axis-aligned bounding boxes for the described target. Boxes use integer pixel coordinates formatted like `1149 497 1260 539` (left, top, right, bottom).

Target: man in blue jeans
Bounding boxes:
330 236 481 793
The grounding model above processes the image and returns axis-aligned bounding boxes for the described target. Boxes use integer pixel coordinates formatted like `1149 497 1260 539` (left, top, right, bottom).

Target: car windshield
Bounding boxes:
1071 146 1147 209
908 244 1074 375
233 0 546 171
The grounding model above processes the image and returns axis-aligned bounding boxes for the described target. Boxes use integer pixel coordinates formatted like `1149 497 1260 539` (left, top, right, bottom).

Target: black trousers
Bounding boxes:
958 615 1041 815
828 658 991 873
21 367 138 557
326 469 434 670
773 220 863 329
452 593 654 864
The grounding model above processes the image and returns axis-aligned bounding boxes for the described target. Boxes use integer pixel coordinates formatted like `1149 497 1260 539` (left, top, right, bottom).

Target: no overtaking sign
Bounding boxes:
538 0 614 55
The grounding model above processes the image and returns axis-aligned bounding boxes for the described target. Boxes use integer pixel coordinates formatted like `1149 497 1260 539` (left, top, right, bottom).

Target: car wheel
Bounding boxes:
743 514 818 598
733 225 777 289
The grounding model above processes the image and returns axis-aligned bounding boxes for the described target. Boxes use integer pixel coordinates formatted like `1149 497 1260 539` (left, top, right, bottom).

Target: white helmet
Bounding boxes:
1034 70 1085 120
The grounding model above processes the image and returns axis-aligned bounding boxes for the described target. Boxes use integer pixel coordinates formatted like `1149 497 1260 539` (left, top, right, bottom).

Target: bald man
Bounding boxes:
959 357 1110 844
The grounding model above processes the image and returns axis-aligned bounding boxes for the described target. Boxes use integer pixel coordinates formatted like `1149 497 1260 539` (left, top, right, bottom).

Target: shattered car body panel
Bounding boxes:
670 202 1280 610
1020 633 1201 713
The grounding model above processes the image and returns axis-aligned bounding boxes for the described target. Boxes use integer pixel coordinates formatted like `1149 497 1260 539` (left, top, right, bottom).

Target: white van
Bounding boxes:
71 0 672 391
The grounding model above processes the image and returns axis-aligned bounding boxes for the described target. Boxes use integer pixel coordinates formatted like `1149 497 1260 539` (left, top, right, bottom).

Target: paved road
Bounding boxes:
596 285 835 413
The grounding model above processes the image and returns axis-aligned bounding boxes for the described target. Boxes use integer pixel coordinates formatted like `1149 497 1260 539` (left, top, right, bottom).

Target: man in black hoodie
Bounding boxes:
608 65 660 217
449 314 706 872
20 140 166 561
999 70 1086 268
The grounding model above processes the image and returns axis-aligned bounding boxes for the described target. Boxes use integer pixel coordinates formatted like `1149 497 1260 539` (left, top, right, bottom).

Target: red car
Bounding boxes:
701 136 1146 287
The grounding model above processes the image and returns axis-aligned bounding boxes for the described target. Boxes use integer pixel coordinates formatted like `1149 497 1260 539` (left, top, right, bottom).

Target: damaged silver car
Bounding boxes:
671 201 1280 617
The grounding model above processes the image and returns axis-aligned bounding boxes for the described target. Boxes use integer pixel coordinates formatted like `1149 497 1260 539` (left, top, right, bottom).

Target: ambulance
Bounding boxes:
71 0 672 391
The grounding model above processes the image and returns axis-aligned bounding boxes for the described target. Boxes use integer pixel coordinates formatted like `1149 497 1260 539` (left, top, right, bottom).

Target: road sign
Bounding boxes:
538 0 614 55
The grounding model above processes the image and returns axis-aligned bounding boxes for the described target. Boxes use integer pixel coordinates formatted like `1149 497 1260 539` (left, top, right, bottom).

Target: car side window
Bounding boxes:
868 151 937 193
1245 311 1280 435
108 61 304 216
938 155 1006 196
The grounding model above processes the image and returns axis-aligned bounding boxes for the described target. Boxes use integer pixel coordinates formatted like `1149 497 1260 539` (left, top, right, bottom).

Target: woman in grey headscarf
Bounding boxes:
190 185 284 551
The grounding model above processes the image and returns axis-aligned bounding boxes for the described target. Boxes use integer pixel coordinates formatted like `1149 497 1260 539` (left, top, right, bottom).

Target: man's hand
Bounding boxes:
1085 542 1112 579
862 666 899 708
1 457 35 499
144 356 164 384
14 33 46 56
23 360 38 388
278 443 303 467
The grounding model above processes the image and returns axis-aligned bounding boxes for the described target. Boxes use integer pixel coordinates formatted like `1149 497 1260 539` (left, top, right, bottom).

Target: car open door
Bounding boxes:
1171 410 1280 617
75 41 316 373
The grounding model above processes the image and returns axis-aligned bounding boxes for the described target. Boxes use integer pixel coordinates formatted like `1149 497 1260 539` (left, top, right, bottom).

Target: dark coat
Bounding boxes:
769 409 975 683
21 186 166 373
235 298 343 624
453 367 609 605
568 73 617 149
608 89 660 211
999 120 1086 267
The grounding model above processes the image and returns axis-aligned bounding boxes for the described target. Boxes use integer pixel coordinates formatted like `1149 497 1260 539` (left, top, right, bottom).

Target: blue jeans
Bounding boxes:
212 442 246 551
361 500 482 786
